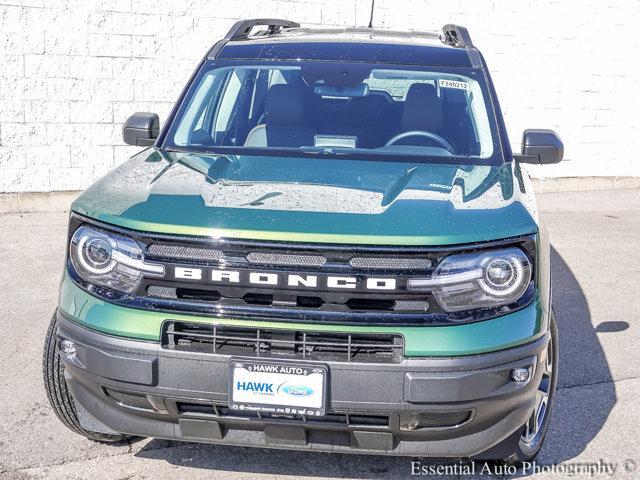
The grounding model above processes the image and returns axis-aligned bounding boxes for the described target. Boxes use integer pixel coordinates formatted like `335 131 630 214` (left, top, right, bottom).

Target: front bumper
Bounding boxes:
57 311 550 457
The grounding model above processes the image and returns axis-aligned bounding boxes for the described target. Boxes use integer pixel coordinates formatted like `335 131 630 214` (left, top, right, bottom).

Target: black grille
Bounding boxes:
147 285 430 313
162 321 404 363
175 401 391 427
138 236 446 325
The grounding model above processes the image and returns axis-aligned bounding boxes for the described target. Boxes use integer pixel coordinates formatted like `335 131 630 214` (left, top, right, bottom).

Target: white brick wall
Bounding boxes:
1 0 639 193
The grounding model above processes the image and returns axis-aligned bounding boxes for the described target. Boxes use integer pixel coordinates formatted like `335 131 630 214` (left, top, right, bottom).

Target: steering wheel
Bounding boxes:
385 130 455 153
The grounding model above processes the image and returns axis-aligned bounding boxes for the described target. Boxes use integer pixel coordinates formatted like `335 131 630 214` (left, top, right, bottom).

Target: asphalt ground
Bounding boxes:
0 189 638 479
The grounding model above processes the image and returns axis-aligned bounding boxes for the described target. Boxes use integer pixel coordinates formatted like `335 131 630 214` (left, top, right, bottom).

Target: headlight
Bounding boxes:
70 226 164 294
407 247 532 312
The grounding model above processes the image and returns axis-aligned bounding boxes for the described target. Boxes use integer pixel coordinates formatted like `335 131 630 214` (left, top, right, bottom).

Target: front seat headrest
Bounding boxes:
265 84 305 126
401 83 444 132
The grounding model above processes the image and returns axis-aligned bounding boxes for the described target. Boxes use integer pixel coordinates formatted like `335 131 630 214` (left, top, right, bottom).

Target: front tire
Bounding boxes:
43 310 128 443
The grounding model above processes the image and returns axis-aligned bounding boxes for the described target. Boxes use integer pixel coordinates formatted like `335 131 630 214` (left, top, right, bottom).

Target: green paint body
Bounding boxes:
72 150 539 246
65 149 548 356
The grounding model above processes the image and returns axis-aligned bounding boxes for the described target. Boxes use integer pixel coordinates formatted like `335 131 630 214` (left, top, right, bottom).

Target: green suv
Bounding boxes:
43 20 563 461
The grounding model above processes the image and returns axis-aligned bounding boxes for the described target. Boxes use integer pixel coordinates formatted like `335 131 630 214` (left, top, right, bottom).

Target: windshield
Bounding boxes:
164 60 500 162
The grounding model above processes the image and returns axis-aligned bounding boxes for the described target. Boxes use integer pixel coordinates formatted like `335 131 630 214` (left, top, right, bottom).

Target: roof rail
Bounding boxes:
441 24 473 48
289 26 441 40
224 19 300 40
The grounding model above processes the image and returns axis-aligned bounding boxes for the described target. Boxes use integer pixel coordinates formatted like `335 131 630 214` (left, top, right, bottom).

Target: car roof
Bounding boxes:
209 25 480 68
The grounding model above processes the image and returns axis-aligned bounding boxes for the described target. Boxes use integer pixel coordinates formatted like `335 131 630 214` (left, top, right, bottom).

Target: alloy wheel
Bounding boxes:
522 335 554 445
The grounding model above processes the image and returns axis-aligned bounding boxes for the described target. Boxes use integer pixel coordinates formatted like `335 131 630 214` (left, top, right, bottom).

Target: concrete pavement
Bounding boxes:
0 189 638 479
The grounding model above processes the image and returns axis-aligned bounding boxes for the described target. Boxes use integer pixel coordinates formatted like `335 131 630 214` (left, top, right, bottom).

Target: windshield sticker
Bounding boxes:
439 79 468 90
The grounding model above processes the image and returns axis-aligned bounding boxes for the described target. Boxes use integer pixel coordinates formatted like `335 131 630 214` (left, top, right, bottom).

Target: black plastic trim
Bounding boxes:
224 19 300 40
122 112 159 147
57 313 550 456
442 24 473 48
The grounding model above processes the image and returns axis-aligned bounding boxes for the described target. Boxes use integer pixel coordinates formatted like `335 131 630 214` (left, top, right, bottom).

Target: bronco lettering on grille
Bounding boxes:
173 267 398 291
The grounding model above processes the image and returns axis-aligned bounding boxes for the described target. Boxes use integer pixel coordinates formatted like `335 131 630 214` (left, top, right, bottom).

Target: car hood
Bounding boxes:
72 149 539 246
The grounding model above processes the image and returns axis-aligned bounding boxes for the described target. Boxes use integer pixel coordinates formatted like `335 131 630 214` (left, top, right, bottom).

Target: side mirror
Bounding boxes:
514 129 564 164
122 112 159 146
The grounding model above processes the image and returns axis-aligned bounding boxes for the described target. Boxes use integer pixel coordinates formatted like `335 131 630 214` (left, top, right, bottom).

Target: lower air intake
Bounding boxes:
162 321 404 363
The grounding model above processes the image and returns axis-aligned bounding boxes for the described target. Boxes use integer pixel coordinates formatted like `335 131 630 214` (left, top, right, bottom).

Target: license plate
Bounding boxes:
228 359 328 416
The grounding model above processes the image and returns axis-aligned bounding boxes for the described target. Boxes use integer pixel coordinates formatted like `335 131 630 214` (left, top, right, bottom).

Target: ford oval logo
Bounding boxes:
280 384 314 397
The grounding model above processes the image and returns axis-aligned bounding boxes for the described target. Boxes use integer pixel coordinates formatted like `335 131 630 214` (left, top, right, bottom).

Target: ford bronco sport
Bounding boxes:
43 20 564 461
